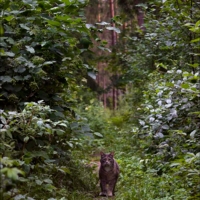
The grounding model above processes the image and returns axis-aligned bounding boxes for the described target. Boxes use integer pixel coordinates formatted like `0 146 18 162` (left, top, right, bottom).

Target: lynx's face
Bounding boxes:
100 152 114 168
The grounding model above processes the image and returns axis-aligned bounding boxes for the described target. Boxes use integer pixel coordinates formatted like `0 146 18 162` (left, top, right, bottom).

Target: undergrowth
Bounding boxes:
77 90 200 200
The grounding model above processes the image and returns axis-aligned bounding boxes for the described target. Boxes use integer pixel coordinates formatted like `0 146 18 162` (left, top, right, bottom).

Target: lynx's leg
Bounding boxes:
107 180 117 197
99 180 107 196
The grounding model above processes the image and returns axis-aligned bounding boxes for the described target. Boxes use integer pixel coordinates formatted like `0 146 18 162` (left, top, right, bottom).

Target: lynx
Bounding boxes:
99 152 120 197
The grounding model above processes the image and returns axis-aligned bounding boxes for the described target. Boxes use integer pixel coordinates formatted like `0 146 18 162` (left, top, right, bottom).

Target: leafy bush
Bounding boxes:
116 154 190 200
137 67 200 198
0 101 96 199
0 0 92 112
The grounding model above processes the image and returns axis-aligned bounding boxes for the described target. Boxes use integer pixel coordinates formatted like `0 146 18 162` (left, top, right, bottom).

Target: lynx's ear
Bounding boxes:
100 151 104 156
110 152 114 156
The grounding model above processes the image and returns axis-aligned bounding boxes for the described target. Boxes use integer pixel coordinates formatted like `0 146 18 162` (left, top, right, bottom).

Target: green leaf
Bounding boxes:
0 116 7 124
41 41 47 46
181 83 190 89
88 72 96 80
44 178 53 184
188 63 199 68
6 131 13 139
0 51 15 57
98 46 111 52
57 122 68 128
25 46 35 54
5 15 14 21
70 122 79 130
0 76 13 83
37 120 43 127
35 179 43 185
166 82 174 87
0 48 5 54
162 124 169 130
56 15 71 22
190 130 196 139
67 142 74 148
93 132 103 138
0 25 4 35
42 61 56 66
170 163 180 167
96 21 110 26
7 37 15 45
189 27 200 33
6 51 15 57
106 26 121 33
86 23 96 29
24 75 31 80
195 20 200 27
45 184 57 192
24 136 29 143
1 167 24 180
61 0 73 5
191 37 200 43
47 20 61 26
55 129 65 136
20 24 30 30
81 125 90 132
59 167 71 174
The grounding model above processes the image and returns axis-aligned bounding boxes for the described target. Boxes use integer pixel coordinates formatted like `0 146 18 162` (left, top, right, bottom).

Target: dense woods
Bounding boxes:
0 0 199 199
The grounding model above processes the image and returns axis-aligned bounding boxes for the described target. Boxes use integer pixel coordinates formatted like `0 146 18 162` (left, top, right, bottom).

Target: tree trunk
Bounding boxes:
110 0 118 109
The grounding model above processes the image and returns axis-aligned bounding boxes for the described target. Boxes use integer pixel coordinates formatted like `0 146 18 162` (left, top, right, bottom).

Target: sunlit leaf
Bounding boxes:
88 71 96 80
35 179 43 185
96 21 110 26
190 130 196 139
37 120 43 127
191 37 200 43
20 24 30 30
0 116 7 124
47 20 61 26
162 124 169 130
93 132 103 138
60 167 71 174
61 0 72 5
67 142 73 148
5 15 14 21
0 76 13 82
106 26 121 33
181 83 190 89
44 178 53 184
1 167 24 180
42 61 56 66
24 136 29 143
25 46 35 54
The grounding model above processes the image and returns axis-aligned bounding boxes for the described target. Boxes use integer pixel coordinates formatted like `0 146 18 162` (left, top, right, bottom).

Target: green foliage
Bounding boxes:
90 1 200 199
0 0 122 199
0 101 96 199
116 154 191 200
0 0 199 199
0 0 93 111
108 0 199 91
76 99 108 133
136 67 200 196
